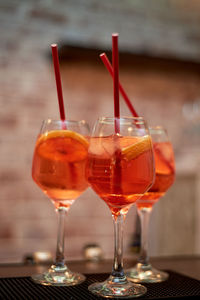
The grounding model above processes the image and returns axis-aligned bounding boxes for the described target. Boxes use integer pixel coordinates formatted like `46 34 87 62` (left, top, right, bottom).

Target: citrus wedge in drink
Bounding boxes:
36 130 89 162
122 135 152 161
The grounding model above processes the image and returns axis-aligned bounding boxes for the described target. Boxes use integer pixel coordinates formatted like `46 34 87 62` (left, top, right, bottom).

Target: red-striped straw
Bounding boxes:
112 34 120 133
100 52 139 118
51 44 66 122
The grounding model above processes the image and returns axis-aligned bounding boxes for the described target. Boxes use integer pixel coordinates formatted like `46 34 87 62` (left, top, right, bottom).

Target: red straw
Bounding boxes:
112 34 120 133
100 53 139 118
51 44 66 122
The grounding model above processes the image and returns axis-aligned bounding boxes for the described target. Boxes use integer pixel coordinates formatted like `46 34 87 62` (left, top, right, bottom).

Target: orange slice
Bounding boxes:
122 135 152 161
36 130 89 162
37 130 89 147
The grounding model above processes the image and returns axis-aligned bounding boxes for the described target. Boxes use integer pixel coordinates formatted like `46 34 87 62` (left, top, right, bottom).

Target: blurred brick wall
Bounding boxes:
0 0 200 263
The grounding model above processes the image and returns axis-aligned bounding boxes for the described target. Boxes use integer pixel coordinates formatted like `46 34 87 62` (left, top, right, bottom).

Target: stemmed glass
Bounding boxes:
87 117 155 298
31 119 89 286
126 126 175 283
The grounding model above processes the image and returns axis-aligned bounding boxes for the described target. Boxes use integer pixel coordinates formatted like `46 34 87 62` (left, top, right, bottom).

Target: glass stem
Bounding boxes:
55 208 66 268
111 214 126 279
138 207 152 266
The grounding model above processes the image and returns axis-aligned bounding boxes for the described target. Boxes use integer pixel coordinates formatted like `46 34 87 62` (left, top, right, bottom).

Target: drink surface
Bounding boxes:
32 130 89 209
87 135 154 216
136 141 175 209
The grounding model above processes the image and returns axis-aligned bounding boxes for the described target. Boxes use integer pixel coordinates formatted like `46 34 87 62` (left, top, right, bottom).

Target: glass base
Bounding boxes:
126 263 169 283
88 275 147 298
31 264 86 286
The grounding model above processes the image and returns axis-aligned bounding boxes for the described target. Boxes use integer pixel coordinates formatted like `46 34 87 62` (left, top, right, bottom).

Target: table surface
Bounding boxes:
0 255 199 280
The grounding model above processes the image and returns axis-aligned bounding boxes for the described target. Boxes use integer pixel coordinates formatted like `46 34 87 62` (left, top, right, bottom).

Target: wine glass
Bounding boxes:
87 117 155 298
126 126 175 283
31 119 89 286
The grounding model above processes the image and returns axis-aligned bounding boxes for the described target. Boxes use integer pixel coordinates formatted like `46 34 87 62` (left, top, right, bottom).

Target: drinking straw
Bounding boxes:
111 34 122 193
100 53 139 118
51 44 66 122
112 34 120 133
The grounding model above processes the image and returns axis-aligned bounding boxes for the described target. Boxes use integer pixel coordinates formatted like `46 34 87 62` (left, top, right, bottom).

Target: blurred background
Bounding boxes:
0 0 200 263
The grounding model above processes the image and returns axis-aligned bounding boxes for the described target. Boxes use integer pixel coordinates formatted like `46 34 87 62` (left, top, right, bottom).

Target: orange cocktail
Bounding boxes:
32 129 88 210
126 126 175 284
87 117 154 298
88 135 154 216
136 141 175 209
31 119 89 286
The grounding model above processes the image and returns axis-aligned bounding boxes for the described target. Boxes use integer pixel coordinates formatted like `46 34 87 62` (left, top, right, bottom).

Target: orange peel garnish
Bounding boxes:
122 135 152 161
